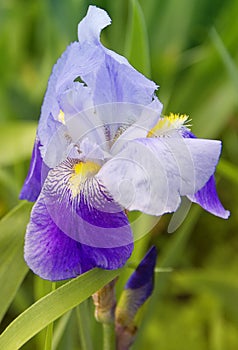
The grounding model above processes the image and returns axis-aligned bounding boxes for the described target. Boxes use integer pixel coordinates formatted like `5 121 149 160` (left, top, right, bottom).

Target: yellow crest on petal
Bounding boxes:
58 109 65 124
148 113 190 137
70 161 101 197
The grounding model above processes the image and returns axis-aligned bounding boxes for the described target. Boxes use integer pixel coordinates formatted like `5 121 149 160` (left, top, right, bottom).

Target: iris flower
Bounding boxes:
20 6 229 281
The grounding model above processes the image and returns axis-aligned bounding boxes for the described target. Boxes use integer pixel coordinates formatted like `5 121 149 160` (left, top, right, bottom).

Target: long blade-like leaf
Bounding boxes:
0 268 121 350
125 0 151 76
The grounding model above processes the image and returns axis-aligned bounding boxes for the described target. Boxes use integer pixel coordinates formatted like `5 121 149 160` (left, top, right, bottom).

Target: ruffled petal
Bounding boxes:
187 175 230 218
77 6 157 106
97 137 222 215
25 193 133 281
19 138 46 201
36 6 159 160
38 42 101 148
87 53 157 106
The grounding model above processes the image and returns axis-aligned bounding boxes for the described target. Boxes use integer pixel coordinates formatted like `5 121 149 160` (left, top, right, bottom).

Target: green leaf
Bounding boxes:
0 202 32 322
125 0 151 76
52 311 72 350
0 122 37 166
210 28 238 91
77 301 94 350
44 282 56 350
0 268 121 350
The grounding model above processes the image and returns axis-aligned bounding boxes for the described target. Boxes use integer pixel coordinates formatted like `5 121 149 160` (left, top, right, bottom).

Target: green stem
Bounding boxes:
77 300 93 350
103 323 115 350
44 282 56 350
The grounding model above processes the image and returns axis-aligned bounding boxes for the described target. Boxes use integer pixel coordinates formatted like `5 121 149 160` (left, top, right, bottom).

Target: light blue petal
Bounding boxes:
38 42 103 149
58 82 93 116
77 7 158 106
37 6 159 157
87 54 157 106
78 6 111 44
43 106 106 168
97 137 222 215
111 98 163 155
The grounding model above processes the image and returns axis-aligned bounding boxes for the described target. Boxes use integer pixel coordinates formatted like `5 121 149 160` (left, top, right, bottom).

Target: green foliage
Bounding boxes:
0 0 237 349
0 269 120 350
0 122 36 166
0 202 31 322
125 0 151 77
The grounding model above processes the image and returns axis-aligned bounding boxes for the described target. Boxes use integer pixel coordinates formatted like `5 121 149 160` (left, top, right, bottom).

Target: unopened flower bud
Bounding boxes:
92 278 118 324
115 246 157 349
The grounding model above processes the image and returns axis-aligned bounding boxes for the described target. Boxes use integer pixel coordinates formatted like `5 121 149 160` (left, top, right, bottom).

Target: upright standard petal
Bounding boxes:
38 42 101 149
77 7 158 106
36 5 160 158
78 6 111 44
97 137 222 215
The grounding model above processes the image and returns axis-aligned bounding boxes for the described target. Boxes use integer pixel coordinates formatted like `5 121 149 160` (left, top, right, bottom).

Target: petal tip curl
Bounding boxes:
78 5 111 44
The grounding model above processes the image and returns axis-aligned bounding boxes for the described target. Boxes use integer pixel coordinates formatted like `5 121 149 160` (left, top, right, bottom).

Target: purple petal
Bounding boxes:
19 138 45 201
25 192 133 281
187 175 230 219
42 158 133 249
181 129 196 139
126 246 157 292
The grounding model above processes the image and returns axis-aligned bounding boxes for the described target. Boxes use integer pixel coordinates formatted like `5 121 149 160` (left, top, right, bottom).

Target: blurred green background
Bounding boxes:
0 0 238 349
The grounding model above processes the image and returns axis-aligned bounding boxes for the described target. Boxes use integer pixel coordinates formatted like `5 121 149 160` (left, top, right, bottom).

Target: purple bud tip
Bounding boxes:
125 246 157 296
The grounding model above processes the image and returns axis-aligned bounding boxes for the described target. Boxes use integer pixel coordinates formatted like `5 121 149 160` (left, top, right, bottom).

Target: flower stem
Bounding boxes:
44 282 56 350
77 300 93 350
103 323 115 350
